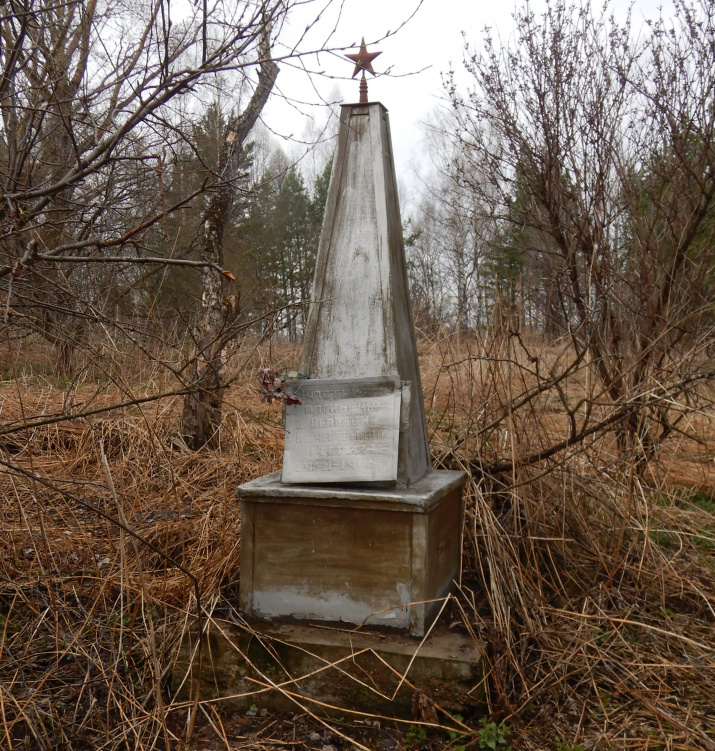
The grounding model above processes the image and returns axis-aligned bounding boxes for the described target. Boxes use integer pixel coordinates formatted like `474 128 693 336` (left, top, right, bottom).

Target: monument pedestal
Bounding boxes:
238 470 467 637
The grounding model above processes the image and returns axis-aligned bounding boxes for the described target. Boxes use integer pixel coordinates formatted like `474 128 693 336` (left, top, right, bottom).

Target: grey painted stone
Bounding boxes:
300 103 431 487
239 468 466 509
238 470 467 636
237 102 467 637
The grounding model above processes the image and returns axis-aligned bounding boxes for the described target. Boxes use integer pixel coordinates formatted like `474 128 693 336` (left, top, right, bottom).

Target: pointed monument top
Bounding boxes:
345 38 382 104
297 101 432 486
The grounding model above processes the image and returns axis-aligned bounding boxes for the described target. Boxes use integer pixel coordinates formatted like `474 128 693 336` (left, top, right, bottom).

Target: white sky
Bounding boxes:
262 0 673 199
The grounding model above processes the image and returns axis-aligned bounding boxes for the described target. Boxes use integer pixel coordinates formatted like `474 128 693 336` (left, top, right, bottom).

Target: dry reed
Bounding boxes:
0 327 713 750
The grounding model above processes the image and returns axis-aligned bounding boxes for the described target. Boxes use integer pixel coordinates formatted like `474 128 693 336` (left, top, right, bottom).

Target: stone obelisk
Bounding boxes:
298 103 430 486
237 42 466 636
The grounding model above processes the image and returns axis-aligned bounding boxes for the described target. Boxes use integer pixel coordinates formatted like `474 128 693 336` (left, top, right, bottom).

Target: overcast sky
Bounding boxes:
261 0 673 200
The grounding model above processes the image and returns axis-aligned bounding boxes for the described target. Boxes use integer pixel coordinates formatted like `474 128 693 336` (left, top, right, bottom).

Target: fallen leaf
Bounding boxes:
412 687 438 724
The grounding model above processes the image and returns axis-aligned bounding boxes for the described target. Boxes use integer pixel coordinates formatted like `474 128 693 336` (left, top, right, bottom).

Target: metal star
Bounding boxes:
345 38 381 78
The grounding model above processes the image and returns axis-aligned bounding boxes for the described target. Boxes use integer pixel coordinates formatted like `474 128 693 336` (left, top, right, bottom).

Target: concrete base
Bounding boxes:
237 470 467 637
174 619 485 719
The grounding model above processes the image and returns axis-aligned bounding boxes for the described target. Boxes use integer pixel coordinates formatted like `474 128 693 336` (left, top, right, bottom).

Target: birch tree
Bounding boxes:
180 26 278 449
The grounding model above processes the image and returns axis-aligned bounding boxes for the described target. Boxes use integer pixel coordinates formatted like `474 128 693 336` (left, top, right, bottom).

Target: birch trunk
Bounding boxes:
181 37 278 449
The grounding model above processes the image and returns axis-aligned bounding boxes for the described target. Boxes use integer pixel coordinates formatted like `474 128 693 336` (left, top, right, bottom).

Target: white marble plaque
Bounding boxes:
282 377 401 484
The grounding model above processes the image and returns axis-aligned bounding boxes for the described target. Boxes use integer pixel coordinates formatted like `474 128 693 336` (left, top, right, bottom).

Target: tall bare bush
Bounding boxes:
440 0 715 468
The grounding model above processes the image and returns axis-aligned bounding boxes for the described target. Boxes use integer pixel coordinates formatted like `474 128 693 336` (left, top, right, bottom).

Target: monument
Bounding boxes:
237 42 467 637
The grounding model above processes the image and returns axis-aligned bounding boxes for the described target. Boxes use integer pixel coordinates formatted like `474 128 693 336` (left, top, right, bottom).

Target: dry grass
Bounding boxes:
0 329 714 750
420 327 715 750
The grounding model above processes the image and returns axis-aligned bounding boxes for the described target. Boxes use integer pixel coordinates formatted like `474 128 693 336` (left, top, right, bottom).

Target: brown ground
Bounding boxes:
0 332 713 750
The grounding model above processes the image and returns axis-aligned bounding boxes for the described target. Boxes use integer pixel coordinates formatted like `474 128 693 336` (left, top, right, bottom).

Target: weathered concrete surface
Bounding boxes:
238 470 467 636
300 103 431 487
174 620 485 719
239 468 465 508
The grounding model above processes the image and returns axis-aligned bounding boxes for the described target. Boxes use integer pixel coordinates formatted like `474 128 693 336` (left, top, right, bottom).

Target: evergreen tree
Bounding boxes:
310 156 333 227
234 156 333 339
272 167 311 339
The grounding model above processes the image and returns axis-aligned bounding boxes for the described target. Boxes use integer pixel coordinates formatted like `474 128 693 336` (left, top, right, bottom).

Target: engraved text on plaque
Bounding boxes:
282 376 401 484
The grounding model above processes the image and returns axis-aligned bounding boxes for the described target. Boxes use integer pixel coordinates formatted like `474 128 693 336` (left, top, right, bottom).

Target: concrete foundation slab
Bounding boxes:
174 619 485 719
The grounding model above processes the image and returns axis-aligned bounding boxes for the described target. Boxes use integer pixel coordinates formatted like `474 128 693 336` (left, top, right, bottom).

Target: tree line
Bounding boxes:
406 0 714 470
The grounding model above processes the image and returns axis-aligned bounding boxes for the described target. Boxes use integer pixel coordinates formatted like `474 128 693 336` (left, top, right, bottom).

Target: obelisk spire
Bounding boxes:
300 47 431 486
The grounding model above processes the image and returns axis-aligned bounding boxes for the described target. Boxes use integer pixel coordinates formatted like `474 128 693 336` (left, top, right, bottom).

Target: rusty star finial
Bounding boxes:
345 38 381 78
345 38 381 103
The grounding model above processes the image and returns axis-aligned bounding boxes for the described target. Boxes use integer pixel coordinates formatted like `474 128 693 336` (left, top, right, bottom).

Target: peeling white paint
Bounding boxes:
253 588 411 630
300 103 432 486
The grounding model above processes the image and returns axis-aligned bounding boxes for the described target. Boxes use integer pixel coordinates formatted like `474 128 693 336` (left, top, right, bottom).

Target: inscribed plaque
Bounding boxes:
282 376 401 484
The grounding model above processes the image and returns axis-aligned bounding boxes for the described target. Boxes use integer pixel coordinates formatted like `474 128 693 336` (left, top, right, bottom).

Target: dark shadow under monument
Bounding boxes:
237 44 467 638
